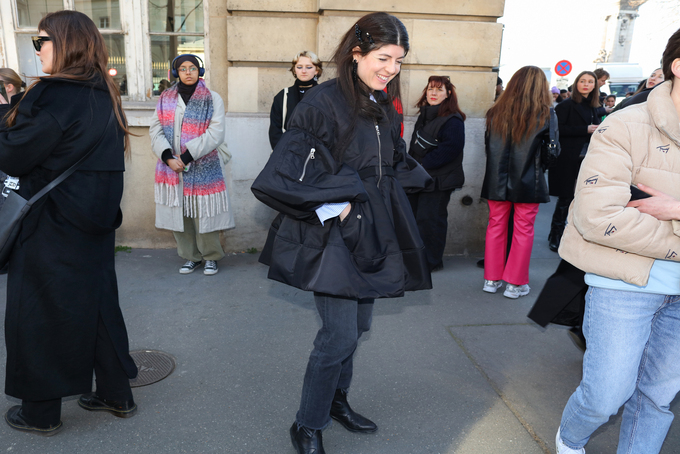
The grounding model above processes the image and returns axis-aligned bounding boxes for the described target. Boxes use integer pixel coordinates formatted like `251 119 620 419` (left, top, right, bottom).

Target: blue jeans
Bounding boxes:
559 287 680 454
296 294 374 430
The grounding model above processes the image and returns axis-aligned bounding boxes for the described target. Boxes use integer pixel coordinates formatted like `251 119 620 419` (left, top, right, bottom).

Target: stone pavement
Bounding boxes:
0 200 679 454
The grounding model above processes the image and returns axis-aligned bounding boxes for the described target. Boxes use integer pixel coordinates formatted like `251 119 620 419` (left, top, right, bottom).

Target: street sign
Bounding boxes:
555 60 572 77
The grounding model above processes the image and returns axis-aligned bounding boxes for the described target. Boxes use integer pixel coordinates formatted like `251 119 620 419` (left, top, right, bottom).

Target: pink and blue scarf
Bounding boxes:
154 79 228 218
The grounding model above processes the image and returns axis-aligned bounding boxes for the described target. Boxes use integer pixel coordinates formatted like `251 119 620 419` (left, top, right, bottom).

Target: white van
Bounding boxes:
595 63 644 103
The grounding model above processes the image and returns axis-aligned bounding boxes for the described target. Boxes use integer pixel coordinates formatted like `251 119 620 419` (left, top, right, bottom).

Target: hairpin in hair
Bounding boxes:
366 32 375 45
355 24 363 43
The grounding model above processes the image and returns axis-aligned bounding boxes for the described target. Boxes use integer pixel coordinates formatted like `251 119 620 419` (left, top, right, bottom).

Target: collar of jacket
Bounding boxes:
39 74 108 92
648 81 680 149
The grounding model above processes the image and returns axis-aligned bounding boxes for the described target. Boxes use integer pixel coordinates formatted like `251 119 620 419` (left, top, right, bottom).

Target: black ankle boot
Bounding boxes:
329 389 377 433
548 229 561 252
290 422 325 454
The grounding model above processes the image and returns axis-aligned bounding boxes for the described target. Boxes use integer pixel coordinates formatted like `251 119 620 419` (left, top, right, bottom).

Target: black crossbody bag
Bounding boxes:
0 110 115 268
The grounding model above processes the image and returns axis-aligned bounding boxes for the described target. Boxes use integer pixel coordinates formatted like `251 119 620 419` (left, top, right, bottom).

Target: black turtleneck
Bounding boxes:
294 78 317 99
178 80 198 105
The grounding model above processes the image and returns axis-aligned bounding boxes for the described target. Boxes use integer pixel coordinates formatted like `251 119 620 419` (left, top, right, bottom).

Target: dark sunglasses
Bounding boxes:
31 36 52 51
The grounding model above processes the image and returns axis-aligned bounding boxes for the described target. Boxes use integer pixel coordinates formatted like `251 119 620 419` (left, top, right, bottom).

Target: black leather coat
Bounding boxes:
481 110 557 203
252 79 432 299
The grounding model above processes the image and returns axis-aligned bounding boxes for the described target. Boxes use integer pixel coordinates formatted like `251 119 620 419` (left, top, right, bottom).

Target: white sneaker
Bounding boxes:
483 279 503 293
203 260 218 276
503 283 530 299
556 428 585 454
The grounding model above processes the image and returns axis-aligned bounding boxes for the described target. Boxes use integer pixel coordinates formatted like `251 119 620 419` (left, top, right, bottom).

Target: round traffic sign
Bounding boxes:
555 60 572 77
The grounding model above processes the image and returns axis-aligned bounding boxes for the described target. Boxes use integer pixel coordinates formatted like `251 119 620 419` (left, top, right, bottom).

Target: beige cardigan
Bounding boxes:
559 82 680 286
149 90 235 234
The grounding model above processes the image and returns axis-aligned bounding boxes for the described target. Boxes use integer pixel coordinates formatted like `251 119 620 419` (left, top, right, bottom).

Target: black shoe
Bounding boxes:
290 422 325 454
430 262 444 272
568 327 586 353
5 406 63 436
78 393 137 418
548 230 561 252
329 389 377 433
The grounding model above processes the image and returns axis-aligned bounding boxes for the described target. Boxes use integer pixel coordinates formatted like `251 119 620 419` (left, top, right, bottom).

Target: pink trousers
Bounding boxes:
484 200 540 286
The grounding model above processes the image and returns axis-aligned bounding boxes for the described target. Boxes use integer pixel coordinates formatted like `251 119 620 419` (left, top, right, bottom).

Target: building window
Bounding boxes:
0 0 208 101
149 0 204 96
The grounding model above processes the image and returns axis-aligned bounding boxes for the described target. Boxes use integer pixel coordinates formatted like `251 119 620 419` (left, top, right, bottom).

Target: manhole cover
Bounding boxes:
129 350 176 388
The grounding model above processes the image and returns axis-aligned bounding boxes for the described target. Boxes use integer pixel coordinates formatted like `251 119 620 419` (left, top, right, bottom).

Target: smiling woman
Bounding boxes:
251 11 432 454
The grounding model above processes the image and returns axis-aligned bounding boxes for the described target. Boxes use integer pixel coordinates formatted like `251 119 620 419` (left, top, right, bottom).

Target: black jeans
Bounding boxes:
296 294 374 430
408 189 453 271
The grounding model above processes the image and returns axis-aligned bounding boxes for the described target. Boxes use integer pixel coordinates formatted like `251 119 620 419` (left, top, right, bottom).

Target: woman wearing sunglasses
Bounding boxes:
149 54 232 276
0 11 138 435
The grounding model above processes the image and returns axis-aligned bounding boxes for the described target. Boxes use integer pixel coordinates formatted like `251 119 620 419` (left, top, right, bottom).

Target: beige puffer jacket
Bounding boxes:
559 82 680 286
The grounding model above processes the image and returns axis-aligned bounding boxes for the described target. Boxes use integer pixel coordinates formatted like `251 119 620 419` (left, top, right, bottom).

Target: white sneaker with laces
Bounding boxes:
179 260 201 274
503 283 530 299
204 260 218 276
556 428 585 454
482 279 503 293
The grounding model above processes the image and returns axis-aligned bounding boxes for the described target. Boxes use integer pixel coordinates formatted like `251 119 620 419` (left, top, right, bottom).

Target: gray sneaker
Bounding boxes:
503 283 530 299
482 279 503 293
179 260 202 274
204 260 218 276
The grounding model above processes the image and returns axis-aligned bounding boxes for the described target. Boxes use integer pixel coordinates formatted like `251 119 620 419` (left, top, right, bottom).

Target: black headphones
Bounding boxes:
171 54 205 78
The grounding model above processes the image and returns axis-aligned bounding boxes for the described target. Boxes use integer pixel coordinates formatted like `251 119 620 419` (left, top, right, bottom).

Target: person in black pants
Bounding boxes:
408 75 466 271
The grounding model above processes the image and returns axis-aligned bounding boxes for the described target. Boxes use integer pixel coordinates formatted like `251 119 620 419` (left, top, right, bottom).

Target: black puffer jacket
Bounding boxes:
252 79 432 299
481 109 558 203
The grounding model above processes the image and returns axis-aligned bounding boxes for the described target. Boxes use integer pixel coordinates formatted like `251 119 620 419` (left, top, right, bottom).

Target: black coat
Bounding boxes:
0 77 137 400
252 79 433 299
481 110 557 203
408 105 465 191
548 98 600 198
268 79 318 149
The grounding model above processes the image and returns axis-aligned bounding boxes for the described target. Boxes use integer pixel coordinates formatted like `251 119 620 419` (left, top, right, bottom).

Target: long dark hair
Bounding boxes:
6 11 131 154
333 12 409 121
486 66 551 144
415 76 466 120
570 71 600 107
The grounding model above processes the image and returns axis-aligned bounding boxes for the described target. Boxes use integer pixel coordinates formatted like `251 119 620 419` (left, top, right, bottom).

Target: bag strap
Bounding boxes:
548 107 558 145
26 110 116 206
281 87 288 134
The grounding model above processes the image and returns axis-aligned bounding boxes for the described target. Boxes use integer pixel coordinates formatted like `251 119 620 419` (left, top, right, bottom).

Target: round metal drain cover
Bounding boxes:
129 350 176 388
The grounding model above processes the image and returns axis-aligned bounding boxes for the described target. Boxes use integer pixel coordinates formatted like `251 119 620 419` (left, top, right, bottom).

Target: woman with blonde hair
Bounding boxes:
0 10 137 435
268 51 322 149
481 66 558 298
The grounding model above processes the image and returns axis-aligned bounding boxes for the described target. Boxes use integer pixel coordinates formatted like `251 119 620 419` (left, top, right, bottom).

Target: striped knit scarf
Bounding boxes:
154 79 228 218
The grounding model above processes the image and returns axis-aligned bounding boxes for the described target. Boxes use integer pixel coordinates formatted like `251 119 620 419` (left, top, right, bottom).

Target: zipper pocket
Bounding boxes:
416 131 437 147
298 148 315 182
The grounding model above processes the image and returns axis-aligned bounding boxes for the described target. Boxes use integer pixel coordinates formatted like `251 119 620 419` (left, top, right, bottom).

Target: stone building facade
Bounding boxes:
0 0 505 255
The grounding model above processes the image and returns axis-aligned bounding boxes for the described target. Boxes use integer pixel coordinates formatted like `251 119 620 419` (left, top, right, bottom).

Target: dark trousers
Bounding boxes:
296 294 374 430
408 189 453 271
21 314 133 427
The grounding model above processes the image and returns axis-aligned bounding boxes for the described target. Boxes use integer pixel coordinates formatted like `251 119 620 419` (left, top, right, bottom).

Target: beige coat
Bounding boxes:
149 90 235 234
559 82 680 286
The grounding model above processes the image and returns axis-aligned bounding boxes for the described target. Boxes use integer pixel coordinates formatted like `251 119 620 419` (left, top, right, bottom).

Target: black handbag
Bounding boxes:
0 111 115 268
541 107 560 169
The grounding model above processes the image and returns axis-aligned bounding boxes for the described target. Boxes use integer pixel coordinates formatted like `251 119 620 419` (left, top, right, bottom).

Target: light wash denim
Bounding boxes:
295 294 374 430
559 287 680 454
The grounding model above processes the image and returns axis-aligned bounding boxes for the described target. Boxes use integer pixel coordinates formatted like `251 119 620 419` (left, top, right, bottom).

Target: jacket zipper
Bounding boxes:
416 131 437 147
298 148 315 182
374 122 382 188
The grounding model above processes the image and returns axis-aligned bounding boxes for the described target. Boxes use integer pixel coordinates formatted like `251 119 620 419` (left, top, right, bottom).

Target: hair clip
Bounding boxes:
355 24 363 43
366 32 375 45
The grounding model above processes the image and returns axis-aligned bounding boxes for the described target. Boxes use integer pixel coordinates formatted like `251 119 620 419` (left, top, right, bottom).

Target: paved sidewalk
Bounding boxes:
0 201 679 453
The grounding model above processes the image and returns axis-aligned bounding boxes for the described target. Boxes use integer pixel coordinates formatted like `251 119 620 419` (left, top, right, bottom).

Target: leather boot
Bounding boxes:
329 389 377 433
548 228 562 252
290 422 325 454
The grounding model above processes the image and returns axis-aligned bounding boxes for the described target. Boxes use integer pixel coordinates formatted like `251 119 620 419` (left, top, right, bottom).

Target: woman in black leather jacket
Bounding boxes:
252 12 431 454
481 66 558 299
408 75 465 271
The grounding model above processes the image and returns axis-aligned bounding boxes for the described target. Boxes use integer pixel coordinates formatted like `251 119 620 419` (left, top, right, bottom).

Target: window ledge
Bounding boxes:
123 101 157 127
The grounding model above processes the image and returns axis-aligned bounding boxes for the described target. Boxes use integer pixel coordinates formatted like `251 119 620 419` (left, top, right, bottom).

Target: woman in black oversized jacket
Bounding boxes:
548 70 601 251
0 11 137 435
408 75 466 272
252 13 431 454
